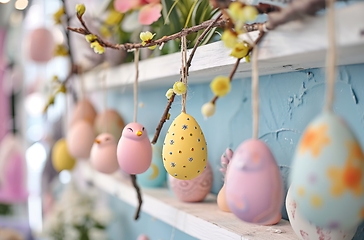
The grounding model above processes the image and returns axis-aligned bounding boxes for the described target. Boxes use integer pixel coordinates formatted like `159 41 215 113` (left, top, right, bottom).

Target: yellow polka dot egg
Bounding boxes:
163 112 207 180
290 111 364 230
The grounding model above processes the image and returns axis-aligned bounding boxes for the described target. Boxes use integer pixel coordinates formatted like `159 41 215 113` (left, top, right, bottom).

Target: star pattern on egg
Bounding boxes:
327 140 364 197
299 124 331 158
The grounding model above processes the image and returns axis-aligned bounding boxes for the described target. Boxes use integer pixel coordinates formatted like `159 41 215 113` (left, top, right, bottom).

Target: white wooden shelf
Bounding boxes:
79 162 297 240
83 2 364 92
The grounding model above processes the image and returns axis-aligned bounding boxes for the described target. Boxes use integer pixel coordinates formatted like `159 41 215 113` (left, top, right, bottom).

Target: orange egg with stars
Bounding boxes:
290 111 364 230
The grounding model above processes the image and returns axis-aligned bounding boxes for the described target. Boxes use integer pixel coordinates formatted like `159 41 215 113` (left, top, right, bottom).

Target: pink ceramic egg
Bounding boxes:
169 162 213 202
90 133 119 174
69 99 97 126
117 123 152 174
226 139 283 225
27 28 55 62
94 109 125 140
67 120 95 159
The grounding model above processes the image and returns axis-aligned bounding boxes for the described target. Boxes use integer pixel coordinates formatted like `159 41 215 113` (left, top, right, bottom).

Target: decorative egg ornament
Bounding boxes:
66 120 95 159
52 138 76 172
286 186 356 240
117 123 152 174
90 133 119 174
290 111 364 230
226 139 283 225
163 112 208 180
69 98 97 126
168 162 213 202
94 109 125 140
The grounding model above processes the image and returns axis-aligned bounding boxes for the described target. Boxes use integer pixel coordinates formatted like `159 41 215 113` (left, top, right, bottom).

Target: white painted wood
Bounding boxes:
82 2 364 92
80 162 298 240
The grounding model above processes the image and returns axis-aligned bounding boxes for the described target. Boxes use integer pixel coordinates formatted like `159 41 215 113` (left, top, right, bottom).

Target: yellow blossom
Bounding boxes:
53 7 65 24
165 88 174 99
140 31 156 50
54 44 69 56
104 10 123 26
75 4 86 17
221 30 238 49
230 42 250 59
245 54 250 63
85 34 97 43
173 82 187 95
201 102 216 118
210 76 231 97
242 5 258 22
228 2 244 22
90 41 105 54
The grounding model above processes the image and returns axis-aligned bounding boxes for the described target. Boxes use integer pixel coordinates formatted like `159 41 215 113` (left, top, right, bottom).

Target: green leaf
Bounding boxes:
163 0 180 25
184 0 199 28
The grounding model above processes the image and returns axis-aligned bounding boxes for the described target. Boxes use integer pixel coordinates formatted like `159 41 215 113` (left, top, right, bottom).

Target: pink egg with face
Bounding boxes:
169 162 213 202
226 139 283 225
117 123 152 174
90 133 119 174
27 28 55 63
67 120 95 159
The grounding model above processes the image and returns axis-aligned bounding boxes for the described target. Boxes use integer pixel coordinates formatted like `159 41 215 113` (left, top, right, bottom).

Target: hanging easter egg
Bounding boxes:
226 139 283 225
168 162 213 202
67 120 95 159
94 109 125 140
52 138 76 172
290 111 364 230
286 186 356 240
117 123 152 174
217 148 234 212
163 112 207 180
69 98 97 126
137 136 167 188
90 133 119 174
27 27 55 62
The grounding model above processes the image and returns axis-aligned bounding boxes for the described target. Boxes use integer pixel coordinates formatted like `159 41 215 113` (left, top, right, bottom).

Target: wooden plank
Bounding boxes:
80 162 297 240
82 2 364 92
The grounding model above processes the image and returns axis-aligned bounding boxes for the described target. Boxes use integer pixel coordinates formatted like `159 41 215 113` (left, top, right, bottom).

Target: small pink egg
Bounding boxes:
27 28 55 63
69 99 97 127
67 120 95 159
90 133 119 174
169 163 213 202
94 109 125 140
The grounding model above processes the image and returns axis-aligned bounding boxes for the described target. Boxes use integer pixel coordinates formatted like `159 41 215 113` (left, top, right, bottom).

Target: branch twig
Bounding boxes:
130 174 142 220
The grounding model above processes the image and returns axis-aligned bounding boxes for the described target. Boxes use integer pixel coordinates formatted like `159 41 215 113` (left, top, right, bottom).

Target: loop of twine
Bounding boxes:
325 0 337 111
134 49 140 122
252 45 259 139
181 35 188 113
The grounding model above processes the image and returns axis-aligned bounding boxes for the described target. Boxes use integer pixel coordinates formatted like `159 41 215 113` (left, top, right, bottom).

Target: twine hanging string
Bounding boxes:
252 45 259 139
134 48 140 122
101 62 109 133
181 35 188 113
324 0 337 112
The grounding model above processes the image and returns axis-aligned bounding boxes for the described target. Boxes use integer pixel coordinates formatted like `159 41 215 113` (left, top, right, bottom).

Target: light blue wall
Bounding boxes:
106 63 364 240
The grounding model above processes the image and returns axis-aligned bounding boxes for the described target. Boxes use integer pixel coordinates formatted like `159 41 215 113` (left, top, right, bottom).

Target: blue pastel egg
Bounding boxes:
290 111 364 230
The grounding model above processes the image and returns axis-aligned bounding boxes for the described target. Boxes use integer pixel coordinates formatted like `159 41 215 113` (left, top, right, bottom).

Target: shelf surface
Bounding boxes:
83 2 364 92
80 162 297 240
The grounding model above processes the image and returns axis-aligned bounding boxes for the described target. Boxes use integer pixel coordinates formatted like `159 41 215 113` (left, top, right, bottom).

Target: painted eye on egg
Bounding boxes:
128 128 133 132
142 127 145 131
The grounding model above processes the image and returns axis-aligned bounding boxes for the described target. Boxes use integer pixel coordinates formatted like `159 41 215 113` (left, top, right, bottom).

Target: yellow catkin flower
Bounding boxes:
173 82 187 95
75 4 86 17
201 102 216 118
85 34 97 43
53 7 65 24
90 41 105 54
140 31 156 49
210 76 231 97
230 42 250 59
165 88 174 99
221 30 238 49
242 5 258 22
